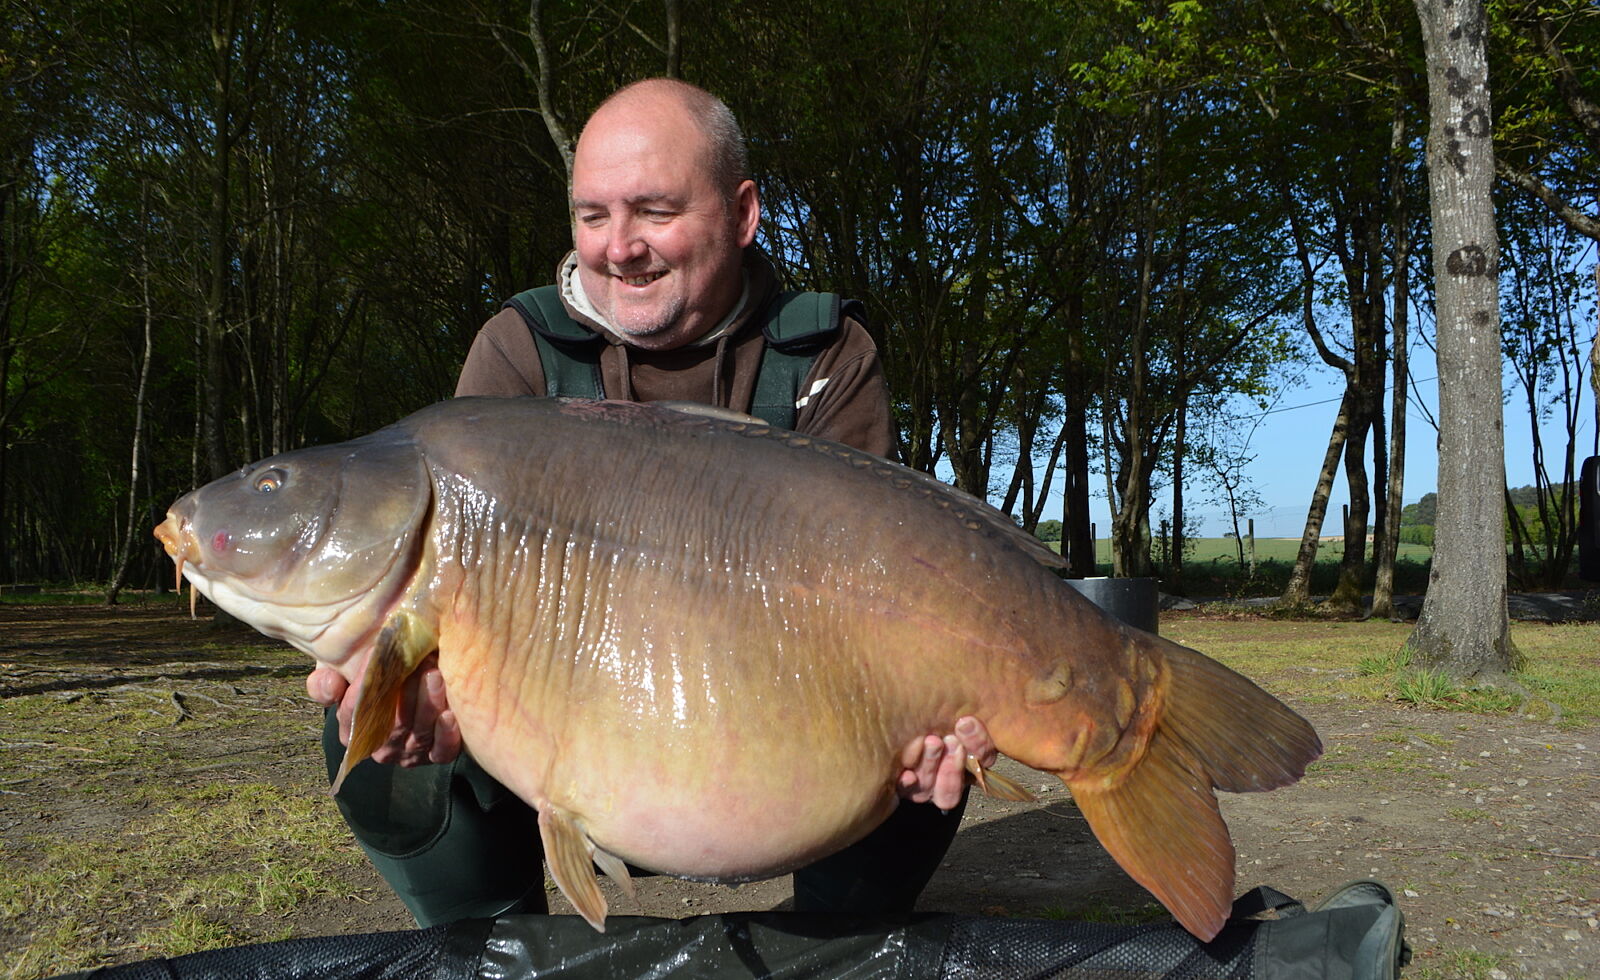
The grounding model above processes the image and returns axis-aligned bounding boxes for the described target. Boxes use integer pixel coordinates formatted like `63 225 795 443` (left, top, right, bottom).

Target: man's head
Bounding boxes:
570 79 760 350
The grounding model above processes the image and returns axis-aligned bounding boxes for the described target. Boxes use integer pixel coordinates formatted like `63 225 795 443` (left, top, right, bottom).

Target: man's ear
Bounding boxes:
733 179 761 247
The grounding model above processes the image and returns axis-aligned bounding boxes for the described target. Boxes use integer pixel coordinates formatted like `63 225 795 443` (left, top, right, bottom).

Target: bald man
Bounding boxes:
311 78 994 927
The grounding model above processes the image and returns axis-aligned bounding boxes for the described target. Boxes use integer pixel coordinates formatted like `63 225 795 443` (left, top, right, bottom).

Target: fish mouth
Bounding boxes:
153 513 204 616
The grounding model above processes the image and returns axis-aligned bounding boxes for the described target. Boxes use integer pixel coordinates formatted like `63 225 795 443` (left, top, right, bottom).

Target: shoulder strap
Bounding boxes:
501 285 858 423
503 285 606 399
752 291 853 430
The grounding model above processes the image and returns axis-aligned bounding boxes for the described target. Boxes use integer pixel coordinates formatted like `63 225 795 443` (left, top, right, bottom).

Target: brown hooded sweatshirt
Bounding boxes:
455 249 894 459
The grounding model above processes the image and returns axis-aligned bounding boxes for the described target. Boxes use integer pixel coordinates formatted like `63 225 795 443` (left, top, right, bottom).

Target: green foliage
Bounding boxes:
1401 493 1438 526
1034 519 1064 543
1399 524 1435 546
4 0 1595 590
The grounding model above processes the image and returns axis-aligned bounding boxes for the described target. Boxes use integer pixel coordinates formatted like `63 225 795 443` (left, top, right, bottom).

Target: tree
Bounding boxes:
1498 193 1592 587
1407 0 1519 680
1253 0 1427 612
1490 0 1600 438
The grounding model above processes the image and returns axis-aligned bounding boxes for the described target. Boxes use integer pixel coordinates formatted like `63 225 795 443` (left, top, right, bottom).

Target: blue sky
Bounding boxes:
1050 331 1596 540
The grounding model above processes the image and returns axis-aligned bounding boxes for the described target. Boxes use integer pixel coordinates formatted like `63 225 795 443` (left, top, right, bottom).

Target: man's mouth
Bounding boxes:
617 271 667 287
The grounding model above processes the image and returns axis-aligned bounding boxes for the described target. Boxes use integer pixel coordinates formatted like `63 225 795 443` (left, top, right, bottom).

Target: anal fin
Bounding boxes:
591 845 636 901
540 806 609 931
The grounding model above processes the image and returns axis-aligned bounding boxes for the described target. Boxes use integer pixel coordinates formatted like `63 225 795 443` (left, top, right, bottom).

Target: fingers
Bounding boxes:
345 654 462 768
929 734 967 812
896 735 945 804
894 716 999 810
429 708 462 765
955 715 997 769
306 666 347 708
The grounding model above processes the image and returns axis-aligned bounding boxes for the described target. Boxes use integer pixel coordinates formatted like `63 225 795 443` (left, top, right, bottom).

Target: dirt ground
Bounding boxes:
1 601 1597 979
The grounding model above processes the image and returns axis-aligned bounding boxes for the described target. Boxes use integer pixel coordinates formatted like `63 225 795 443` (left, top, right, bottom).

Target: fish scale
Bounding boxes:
155 396 1321 940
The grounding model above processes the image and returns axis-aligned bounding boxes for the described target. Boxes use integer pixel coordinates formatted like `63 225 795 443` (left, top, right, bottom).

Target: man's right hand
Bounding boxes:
306 656 462 767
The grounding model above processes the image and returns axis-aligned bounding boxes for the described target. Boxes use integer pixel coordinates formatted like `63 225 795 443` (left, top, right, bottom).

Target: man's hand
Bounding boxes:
306 655 462 767
896 716 995 811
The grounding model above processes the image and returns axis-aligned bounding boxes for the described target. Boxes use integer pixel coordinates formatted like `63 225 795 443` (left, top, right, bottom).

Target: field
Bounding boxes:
1071 535 1435 568
2 594 1597 979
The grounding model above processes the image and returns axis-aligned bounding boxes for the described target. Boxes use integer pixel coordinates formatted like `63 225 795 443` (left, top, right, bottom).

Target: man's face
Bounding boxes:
570 100 759 350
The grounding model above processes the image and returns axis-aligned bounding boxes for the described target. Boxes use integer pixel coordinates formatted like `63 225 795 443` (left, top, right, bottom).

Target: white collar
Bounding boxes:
559 254 750 348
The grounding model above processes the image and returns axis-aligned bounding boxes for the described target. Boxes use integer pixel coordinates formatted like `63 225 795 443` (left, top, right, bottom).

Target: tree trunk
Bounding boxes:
201 2 237 481
1061 310 1096 578
1328 398 1373 614
1407 0 1518 680
107 176 157 605
1170 390 1187 592
1371 189 1411 619
1282 393 1353 605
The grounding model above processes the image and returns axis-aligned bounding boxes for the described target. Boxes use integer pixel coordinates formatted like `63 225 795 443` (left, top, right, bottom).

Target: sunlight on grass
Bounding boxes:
0 783 367 976
1409 947 1507 980
1162 616 1600 725
136 909 248 958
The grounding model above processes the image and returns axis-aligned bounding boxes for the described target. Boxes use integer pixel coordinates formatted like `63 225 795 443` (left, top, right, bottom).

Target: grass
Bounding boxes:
1056 536 1434 567
1409 948 1508 980
1162 616 1600 725
0 783 366 976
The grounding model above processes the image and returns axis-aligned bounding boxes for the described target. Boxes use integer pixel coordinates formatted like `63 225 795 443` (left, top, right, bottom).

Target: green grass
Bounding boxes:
0 783 366 975
1409 948 1508 980
1043 536 1433 566
1037 898 1172 926
1162 617 1600 724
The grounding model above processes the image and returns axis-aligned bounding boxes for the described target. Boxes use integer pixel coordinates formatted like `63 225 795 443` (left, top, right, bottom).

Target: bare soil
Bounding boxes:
2 601 1596 978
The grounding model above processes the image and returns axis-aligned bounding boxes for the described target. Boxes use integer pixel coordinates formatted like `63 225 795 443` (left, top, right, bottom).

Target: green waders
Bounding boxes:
323 710 968 926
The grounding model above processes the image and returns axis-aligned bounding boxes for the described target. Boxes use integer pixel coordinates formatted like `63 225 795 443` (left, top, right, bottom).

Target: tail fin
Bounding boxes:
1067 639 1322 941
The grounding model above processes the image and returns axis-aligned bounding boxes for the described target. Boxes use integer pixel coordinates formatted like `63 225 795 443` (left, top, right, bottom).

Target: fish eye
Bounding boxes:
254 468 287 494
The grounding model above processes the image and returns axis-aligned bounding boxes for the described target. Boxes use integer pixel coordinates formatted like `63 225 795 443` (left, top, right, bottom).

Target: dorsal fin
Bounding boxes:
651 401 764 425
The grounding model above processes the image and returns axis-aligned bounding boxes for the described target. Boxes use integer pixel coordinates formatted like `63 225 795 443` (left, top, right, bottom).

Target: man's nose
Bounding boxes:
605 219 648 266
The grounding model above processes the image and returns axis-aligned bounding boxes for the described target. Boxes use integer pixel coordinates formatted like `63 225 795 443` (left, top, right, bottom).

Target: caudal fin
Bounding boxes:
1067 639 1321 941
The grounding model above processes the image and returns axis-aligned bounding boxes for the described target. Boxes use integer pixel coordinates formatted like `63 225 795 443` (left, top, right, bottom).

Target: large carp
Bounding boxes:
154 397 1320 940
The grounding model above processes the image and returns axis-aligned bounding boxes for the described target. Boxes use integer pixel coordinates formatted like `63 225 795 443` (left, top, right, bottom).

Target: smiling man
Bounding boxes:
310 78 994 929
567 83 758 349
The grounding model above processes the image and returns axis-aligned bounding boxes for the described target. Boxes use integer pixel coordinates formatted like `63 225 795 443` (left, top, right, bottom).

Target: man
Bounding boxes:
307 78 993 927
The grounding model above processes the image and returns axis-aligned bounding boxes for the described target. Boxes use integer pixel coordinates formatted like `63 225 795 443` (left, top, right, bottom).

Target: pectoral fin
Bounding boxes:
964 755 1036 802
330 610 438 795
539 806 609 931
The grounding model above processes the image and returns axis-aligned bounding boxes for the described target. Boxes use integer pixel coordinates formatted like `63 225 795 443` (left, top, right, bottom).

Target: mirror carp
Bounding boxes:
154 397 1321 939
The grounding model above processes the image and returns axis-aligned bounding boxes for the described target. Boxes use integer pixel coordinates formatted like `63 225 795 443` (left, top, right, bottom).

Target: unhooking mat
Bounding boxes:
53 880 1410 980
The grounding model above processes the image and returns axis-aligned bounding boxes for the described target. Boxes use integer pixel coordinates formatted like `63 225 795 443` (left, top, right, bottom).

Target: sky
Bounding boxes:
1045 330 1597 540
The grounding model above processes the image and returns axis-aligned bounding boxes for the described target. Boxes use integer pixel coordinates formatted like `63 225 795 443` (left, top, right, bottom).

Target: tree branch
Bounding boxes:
528 0 574 181
1494 158 1600 242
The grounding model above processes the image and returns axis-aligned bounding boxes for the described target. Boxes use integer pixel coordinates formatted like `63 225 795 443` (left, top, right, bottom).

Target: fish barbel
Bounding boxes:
153 397 1320 939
